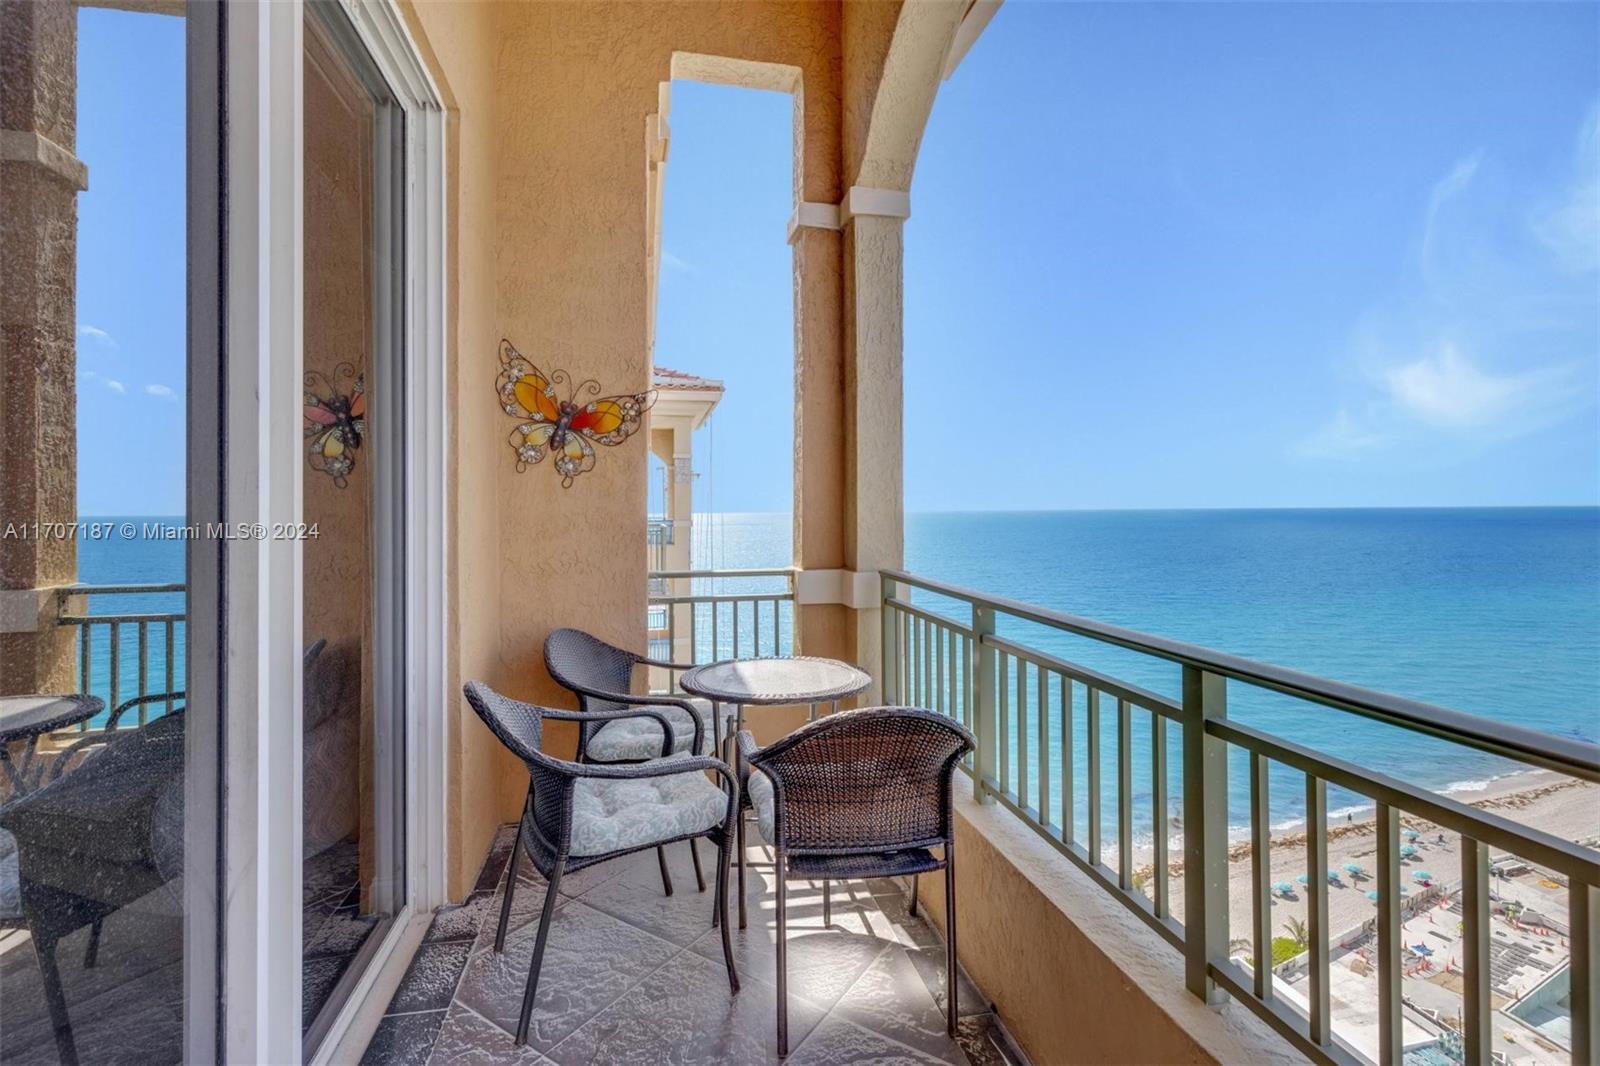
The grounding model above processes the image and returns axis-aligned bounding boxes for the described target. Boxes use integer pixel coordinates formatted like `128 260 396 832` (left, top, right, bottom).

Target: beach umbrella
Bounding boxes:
1401 845 1419 858
1296 874 1309 885
1413 870 1434 883
1327 871 1341 884
1273 881 1294 896
1366 890 1381 901
1403 829 1420 840
1343 863 1363 875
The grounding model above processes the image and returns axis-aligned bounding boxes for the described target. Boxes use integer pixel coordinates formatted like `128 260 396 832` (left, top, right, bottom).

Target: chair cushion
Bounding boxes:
569 761 727 857
747 768 776 845
586 702 726 762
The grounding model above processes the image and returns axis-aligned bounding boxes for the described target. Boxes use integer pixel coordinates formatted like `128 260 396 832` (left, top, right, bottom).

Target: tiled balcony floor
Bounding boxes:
364 825 1023 1065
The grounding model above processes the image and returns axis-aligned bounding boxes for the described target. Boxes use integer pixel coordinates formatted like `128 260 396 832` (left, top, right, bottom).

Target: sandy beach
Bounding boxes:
1132 770 1600 940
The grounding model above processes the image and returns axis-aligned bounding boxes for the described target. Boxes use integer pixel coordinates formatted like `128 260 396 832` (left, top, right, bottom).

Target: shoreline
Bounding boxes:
1135 768 1598 884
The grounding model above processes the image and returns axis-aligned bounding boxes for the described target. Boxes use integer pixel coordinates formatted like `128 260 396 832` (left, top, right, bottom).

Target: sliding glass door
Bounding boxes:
0 3 221 1062
299 1 409 1055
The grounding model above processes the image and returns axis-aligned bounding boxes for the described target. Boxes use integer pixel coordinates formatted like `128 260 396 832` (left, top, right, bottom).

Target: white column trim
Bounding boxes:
839 185 911 226
786 200 842 244
794 568 883 610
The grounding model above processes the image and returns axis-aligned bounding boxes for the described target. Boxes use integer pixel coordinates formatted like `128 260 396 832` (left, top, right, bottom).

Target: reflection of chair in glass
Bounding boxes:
0 694 185 1066
463 681 741 1047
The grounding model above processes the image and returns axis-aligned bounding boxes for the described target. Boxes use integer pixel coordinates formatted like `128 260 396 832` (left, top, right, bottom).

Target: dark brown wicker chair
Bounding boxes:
463 682 741 1046
737 706 974 1057
544 626 730 896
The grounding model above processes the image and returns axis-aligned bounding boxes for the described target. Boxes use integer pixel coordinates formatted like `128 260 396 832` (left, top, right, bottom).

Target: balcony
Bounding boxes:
346 565 1600 1065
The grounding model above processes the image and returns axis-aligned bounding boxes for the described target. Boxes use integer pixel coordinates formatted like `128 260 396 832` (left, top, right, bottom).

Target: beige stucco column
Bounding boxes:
0 0 87 696
840 191 908 702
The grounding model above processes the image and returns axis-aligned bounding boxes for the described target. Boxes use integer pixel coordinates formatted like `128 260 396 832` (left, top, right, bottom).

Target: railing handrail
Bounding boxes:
648 567 796 581
59 582 187 596
882 567 1600 784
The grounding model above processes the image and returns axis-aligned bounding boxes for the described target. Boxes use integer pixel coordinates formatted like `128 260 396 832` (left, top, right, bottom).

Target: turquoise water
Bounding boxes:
693 508 1600 837
75 516 187 719
78 508 1600 831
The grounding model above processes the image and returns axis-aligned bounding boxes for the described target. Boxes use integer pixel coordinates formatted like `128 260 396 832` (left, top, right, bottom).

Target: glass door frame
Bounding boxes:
218 1 449 1061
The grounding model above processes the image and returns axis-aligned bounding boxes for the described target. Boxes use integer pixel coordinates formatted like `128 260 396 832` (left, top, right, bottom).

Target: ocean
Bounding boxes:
78 508 1599 836
691 508 1600 839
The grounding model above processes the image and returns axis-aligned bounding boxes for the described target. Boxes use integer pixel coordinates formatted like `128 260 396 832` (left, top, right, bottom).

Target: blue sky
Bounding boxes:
76 9 186 516
659 1 1599 512
77 4 1597 515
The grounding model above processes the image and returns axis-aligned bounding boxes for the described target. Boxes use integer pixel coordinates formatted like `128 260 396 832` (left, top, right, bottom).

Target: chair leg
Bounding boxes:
33 934 79 1066
514 857 565 1047
775 854 789 1057
689 837 706 893
495 818 526 953
908 872 920 917
736 808 748 929
656 845 674 897
945 845 958 1036
83 918 103 968
715 834 739 993
822 879 831 927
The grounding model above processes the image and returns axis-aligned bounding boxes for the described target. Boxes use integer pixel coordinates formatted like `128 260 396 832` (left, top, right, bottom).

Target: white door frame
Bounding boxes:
221 1 448 1061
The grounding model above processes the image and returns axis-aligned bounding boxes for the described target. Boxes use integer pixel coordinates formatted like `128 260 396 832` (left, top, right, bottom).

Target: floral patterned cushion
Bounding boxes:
568 760 727 857
586 702 727 762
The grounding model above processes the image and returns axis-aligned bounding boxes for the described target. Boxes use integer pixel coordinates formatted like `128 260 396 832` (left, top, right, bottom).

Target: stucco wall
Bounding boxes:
403 0 857 898
916 777 1307 1066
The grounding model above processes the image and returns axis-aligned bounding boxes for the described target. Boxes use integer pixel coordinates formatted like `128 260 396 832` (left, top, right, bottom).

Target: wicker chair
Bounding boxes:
0 694 186 1066
463 682 742 1046
737 707 974 1057
544 627 731 896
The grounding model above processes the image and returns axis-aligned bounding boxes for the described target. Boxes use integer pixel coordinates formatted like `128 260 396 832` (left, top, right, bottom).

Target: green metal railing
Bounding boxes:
56 583 186 727
881 568 1600 1066
647 568 796 671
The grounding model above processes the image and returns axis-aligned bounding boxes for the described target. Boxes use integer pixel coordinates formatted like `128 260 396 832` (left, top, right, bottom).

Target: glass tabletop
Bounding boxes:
678 656 872 705
0 694 104 743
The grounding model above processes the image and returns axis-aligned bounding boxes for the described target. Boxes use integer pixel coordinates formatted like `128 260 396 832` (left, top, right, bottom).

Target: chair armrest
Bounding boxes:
735 730 761 788
638 655 697 673
540 704 680 760
569 688 706 758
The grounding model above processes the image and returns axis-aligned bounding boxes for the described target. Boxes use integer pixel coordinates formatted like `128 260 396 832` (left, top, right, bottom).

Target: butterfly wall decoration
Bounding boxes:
304 363 365 488
495 339 655 487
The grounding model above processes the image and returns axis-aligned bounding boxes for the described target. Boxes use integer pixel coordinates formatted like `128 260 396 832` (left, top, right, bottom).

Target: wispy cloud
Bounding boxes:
144 384 176 399
76 323 117 351
1420 151 1482 275
1295 408 1386 458
1532 104 1599 273
77 369 128 395
1382 343 1573 430
1297 110 1598 462
661 249 696 274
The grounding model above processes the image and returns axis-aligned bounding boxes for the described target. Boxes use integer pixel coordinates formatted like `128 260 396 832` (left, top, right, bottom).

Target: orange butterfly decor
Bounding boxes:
496 339 655 487
303 363 365 488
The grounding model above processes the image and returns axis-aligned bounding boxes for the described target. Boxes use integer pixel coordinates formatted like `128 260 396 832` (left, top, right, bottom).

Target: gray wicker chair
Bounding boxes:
737 706 975 1057
544 627 731 896
463 682 741 1046
0 693 186 1066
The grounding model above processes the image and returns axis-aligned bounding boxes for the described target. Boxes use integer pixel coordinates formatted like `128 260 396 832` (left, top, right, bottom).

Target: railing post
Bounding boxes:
1182 665 1228 1004
880 573 898 705
972 603 997 805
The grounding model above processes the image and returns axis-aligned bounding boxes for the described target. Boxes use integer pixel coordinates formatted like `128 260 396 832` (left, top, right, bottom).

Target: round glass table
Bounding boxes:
678 655 872 738
678 656 871 928
0 694 104 796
